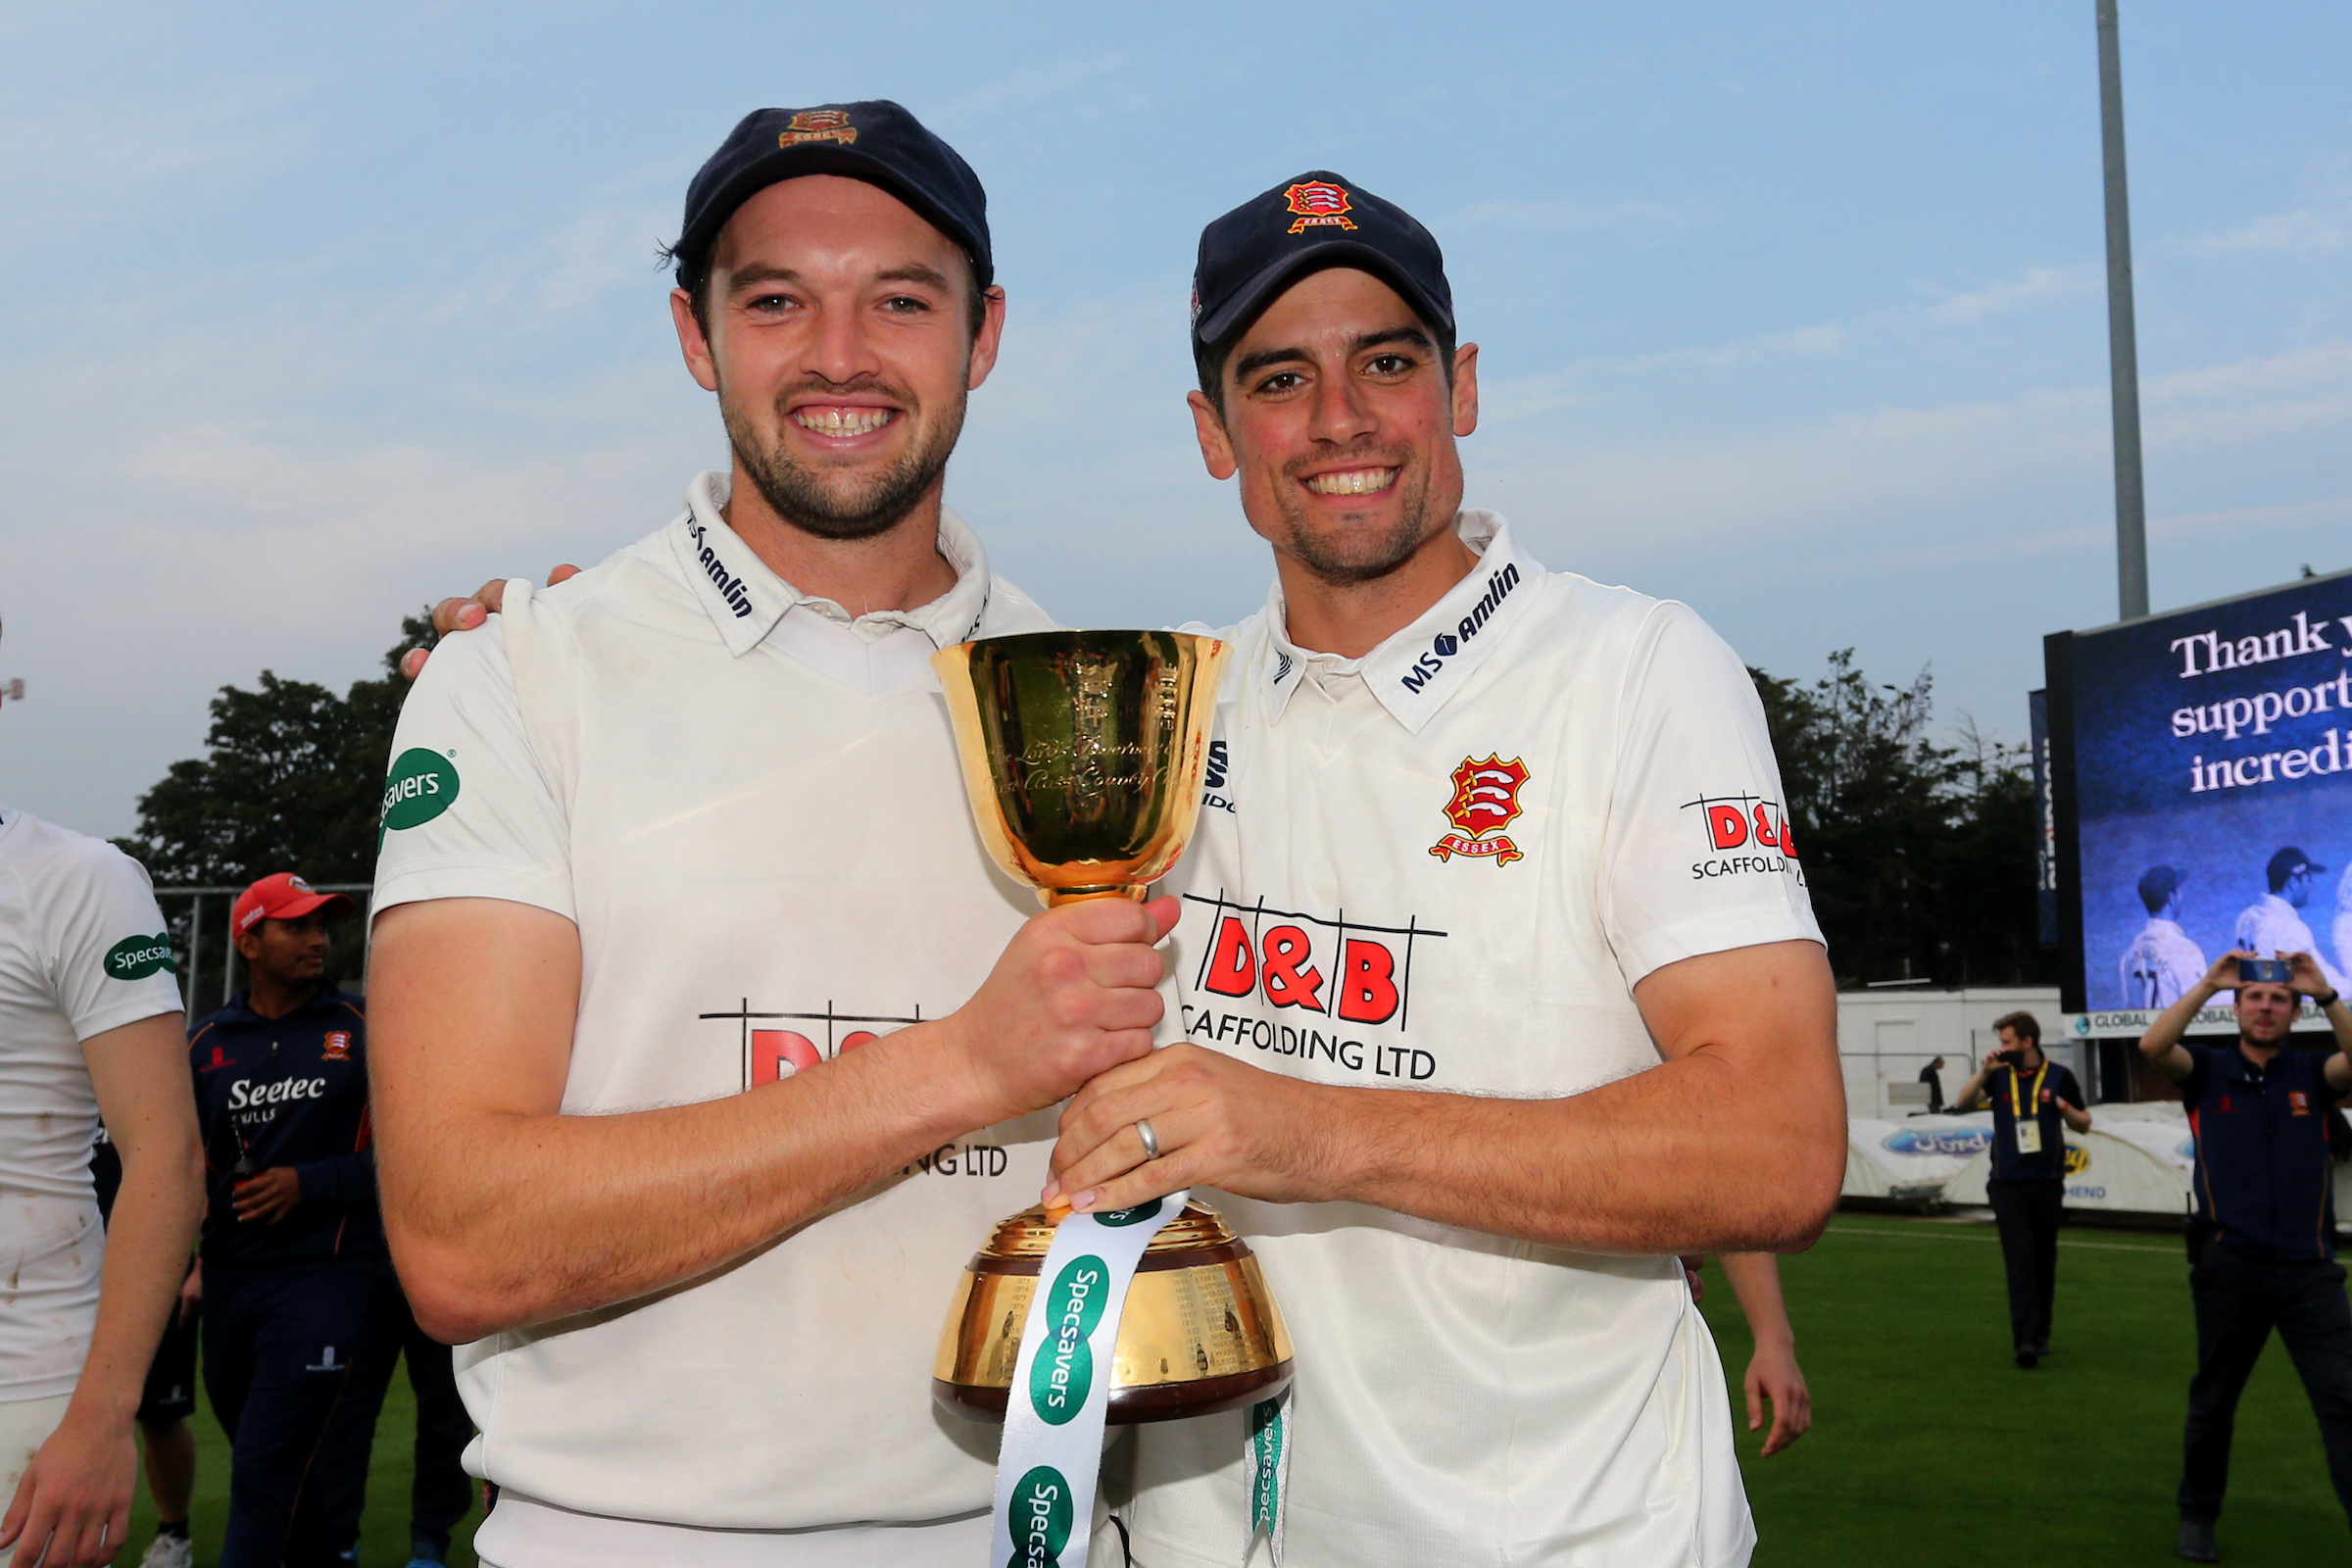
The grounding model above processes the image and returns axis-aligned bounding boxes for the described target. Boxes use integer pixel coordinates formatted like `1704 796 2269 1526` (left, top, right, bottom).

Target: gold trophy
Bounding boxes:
930 630 1295 1422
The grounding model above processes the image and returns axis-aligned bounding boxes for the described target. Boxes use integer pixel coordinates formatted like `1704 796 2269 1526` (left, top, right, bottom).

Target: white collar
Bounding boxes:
665 470 995 659
1260 511 1539 735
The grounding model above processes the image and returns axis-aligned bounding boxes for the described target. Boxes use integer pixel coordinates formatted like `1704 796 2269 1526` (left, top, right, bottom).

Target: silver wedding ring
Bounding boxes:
1136 1118 1161 1161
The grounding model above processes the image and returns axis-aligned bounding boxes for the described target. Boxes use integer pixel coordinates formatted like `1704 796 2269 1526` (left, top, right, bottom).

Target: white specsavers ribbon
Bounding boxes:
992 1191 1188 1568
1247 1387 1293 1566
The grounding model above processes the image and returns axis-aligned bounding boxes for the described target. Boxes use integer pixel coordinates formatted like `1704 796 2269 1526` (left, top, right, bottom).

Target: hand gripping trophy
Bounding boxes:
931 631 1295 1566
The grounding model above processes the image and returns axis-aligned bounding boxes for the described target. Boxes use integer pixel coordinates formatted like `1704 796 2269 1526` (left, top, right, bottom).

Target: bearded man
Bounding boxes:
368 103 1174 1568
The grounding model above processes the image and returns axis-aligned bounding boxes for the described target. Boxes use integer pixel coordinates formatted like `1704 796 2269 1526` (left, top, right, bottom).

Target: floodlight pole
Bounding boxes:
2097 0 2149 621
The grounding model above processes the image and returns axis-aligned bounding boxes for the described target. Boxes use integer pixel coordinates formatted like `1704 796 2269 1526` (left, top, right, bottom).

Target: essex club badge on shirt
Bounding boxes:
1428 755 1529 866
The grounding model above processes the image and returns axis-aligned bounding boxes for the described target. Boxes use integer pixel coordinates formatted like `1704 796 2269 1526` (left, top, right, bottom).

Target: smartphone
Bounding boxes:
2238 957 2293 985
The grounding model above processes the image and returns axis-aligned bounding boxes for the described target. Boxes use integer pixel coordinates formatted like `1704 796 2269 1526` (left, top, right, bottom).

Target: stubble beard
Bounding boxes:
1265 445 1440 587
721 376 967 542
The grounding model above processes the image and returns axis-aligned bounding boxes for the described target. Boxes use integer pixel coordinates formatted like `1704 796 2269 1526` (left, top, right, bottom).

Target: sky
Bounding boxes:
1 2 2346 840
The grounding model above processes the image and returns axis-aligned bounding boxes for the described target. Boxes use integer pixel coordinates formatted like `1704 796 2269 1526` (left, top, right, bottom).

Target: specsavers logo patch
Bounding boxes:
104 934 176 981
1004 1464 1072 1568
381 749 460 844
1028 1255 1109 1425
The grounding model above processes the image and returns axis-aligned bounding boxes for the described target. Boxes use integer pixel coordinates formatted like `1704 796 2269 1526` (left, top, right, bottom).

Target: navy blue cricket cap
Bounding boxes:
671 101 991 290
1191 171 1452 360
2138 864 2186 908
2269 846 2327 884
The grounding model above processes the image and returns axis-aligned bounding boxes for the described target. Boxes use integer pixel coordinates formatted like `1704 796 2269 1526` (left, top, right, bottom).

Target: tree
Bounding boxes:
119 612 434 992
1751 650 2049 990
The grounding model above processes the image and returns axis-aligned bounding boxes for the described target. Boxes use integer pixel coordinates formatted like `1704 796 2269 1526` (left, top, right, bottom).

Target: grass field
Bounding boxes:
110 1353 479 1568
104 1211 2350 1565
1700 1212 2350 1565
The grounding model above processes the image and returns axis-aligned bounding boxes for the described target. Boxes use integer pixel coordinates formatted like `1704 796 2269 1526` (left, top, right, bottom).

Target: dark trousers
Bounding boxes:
1987 1178 2064 1352
203 1263 404 1568
2178 1244 2352 1529
400 1303 474 1552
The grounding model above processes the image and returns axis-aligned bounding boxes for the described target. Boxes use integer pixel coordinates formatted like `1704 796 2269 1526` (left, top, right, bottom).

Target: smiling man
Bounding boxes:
1044 174 1846 1566
367 104 1175 1568
2138 949 2352 1562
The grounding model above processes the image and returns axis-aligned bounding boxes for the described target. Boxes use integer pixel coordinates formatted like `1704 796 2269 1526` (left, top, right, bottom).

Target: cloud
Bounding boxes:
1476 340 2352 567
1926 266 2092 323
1436 196 1709 241
2180 151 2352 256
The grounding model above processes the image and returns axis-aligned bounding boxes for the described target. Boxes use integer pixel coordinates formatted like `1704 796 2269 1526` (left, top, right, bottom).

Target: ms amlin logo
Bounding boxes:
1004 1464 1072 1568
1029 1254 1109 1426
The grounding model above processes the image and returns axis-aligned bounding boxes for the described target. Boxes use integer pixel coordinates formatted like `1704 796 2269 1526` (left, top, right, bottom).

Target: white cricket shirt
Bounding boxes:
0 806 183 1401
1123 514 1823 1567
373 473 1059 1550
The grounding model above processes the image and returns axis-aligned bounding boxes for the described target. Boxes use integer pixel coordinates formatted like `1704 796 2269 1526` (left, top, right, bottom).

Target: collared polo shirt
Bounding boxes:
2235 895 2346 992
2120 918 2206 1008
2182 1039 2344 1262
373 472 1057 1544
0 805 183 1401
188 988 378 1270
1125 513 1823 1567
1982 1057 2083 1183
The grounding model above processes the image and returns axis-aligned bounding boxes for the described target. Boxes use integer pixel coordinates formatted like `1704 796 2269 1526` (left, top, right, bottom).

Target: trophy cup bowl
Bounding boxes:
929 630 1295 1422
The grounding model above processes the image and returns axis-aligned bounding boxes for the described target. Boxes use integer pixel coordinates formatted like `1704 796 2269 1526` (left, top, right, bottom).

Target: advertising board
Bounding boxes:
2046 568 2352 1015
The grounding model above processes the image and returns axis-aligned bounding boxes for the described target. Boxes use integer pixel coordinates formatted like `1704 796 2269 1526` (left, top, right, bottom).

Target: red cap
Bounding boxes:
232 873 356 935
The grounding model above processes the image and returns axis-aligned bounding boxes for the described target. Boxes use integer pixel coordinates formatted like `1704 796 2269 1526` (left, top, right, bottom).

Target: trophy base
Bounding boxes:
932 1200 1295 1426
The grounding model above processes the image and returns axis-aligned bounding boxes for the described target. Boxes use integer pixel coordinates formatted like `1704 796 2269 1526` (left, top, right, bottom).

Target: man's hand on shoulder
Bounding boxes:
399 565 581 680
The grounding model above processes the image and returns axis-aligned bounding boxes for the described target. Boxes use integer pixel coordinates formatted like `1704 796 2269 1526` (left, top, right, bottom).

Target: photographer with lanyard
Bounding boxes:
2138 950 2352 1563
1951 1011 2090 1369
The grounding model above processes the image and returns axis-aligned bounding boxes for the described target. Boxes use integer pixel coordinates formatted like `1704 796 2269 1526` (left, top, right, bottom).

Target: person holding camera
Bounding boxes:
1951 1010 2091 1369
2138 949 2352 1562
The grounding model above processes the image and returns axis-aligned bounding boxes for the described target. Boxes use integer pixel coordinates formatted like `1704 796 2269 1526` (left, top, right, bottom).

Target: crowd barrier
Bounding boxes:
1841 1105 2352 1231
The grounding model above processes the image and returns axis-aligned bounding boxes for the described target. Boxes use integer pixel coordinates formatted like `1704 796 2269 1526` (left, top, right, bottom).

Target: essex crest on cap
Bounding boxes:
779 108 857 148
1283 180 1356 234
1191 169 1452 356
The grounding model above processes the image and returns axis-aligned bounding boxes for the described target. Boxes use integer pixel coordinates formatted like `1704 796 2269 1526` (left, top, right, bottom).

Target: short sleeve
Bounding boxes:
1601 602 1825 985
2180 1046 2213 1107
371 604 575 924
45 840 183 1042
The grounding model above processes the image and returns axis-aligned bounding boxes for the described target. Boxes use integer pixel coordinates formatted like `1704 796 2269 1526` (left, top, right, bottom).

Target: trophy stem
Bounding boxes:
1040 886 1149 906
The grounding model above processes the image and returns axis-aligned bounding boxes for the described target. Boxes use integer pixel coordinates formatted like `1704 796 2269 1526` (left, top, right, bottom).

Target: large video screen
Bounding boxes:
2049 568 2352 1013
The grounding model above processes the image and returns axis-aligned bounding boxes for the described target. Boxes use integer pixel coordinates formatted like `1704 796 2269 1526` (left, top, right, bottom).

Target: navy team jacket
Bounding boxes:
188 988 384 1269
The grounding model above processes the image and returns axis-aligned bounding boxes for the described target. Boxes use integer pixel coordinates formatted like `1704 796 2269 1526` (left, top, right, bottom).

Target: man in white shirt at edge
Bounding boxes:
366 104 1173 1567
2237 848 2347 995
0 800 205 1568
1041 175 1846 1565
2121 865 2207 1009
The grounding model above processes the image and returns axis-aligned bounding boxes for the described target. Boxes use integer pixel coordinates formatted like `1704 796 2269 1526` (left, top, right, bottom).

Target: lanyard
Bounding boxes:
2008 1060 2049 1123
